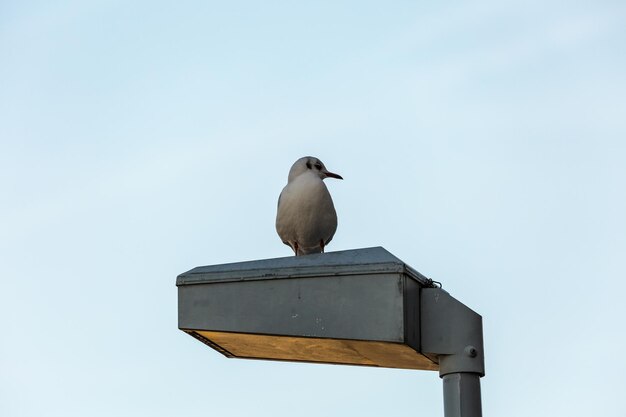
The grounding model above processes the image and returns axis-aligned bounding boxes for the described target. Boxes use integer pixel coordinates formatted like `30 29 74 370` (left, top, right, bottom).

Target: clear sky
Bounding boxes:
1 1 625 416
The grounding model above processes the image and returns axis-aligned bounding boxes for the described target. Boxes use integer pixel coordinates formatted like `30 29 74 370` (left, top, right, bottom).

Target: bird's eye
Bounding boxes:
314 163 322 170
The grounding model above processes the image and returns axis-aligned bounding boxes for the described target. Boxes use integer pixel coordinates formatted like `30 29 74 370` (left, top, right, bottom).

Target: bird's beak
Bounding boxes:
325 171 343 180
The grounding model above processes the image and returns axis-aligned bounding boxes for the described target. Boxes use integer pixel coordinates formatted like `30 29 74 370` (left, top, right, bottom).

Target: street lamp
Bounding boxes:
177 247 484 417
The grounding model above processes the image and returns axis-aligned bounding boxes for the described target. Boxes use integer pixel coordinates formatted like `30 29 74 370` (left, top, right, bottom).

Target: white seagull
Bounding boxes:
276 156 343 256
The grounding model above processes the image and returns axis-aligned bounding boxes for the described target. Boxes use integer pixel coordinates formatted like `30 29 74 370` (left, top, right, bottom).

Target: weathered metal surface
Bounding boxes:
179 273 406 342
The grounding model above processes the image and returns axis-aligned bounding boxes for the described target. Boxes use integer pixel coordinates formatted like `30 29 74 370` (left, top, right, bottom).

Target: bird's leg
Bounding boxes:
320 239 325 253
293 241 300 256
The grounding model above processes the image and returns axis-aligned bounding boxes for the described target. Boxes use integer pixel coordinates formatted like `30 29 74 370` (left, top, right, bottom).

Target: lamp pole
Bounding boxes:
443 373 482 417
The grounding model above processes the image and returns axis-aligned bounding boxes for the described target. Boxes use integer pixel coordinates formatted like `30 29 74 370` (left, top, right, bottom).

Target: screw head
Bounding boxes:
465 345 478 358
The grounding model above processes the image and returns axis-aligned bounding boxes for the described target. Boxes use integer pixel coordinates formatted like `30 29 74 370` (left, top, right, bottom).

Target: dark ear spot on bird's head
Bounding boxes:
306 160 312 169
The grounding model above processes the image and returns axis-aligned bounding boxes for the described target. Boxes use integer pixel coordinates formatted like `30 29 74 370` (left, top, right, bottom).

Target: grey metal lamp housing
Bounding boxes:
177 247 483 375
178 247 436 369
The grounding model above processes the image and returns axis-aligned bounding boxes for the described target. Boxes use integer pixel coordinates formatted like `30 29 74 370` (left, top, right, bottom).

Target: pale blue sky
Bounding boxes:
1 1 625 416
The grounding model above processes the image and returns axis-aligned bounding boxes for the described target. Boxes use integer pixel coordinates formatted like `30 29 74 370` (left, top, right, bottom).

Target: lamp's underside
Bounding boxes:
185 330 439 371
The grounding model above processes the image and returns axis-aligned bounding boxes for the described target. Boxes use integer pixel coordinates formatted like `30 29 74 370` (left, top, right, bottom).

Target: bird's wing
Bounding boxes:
276 191 283 210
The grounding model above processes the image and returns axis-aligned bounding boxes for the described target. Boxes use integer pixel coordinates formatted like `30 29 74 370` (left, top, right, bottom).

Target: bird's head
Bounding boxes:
288 156 343 183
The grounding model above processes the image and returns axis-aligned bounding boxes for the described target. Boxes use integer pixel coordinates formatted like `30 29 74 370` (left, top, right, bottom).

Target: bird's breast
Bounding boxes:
276 171 339 252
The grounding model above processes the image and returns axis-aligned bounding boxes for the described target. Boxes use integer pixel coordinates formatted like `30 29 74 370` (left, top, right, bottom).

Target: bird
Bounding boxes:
276 156 343 256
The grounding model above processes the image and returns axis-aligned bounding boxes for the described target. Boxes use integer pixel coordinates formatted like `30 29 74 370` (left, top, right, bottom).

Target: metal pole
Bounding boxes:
442 372 482 417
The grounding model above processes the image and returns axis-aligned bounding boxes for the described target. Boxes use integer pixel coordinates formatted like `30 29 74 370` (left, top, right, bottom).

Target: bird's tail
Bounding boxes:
296 243 324 256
